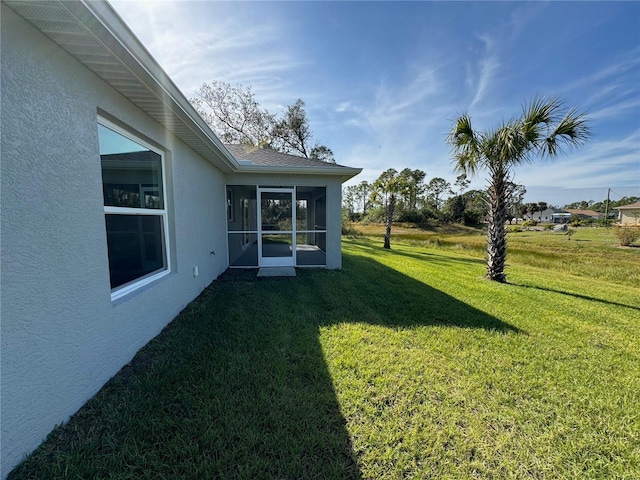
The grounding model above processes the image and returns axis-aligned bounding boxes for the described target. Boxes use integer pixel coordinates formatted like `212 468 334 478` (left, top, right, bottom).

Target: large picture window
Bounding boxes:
98 118 169 298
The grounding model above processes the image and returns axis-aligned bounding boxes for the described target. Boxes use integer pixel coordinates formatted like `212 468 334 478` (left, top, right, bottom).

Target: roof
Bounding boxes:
4 0 360 181
566 209 602 217
224 145 360 177
614 201 640 210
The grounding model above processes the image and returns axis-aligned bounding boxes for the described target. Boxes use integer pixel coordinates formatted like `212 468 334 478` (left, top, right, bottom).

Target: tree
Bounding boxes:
371 169 408 249
272 99 312 157
506 183 526 224
342 185 357 220
192 83 335 162
454 174 471 194
425 177 453 211
309 145 335 163
356 181 372 214
271 99 335 162
444 194 467 223
462 189 488 224
398 168 427 211
523 202 538 221
448 97 589 282
191 80 274 146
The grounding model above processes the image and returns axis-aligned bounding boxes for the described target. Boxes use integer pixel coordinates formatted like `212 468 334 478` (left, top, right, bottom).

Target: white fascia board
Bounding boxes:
236 164 363 182
57 0 239 172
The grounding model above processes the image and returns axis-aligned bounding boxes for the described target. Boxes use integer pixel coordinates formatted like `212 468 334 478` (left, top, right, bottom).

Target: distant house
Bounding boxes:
527 208 555 223
566 209 602 221
1 0 361 476
615 202 640 225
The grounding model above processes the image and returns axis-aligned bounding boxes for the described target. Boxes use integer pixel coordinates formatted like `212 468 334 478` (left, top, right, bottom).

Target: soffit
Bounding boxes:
4 0 238 173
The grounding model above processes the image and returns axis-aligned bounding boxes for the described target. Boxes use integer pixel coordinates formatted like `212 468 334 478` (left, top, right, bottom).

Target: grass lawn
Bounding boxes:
10 231 640 479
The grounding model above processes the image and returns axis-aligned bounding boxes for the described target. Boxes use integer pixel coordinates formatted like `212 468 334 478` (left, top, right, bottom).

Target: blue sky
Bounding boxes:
110 1 639 206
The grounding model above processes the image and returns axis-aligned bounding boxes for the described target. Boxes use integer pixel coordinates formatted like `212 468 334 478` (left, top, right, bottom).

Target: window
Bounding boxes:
296 187 326 266
98 118 170 298
227 185 258 267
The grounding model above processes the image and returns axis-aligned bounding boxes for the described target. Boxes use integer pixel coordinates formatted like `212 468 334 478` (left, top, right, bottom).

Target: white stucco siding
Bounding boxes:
225 173 344 269
619 210 640 225
0 6 227 476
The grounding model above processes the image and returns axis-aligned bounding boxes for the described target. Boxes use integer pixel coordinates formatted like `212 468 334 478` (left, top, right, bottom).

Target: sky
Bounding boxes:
110 0 640 207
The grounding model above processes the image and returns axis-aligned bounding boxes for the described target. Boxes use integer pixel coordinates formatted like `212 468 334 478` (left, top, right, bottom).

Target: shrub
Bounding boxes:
342 222 361 237
613 225 640 246
522 220 538 227
362 206 385 223
397 210 424 224
463 210 483 226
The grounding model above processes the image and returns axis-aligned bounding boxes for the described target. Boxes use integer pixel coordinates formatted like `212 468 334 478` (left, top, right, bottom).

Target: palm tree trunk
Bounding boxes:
383 194 396 249
486 170 508 282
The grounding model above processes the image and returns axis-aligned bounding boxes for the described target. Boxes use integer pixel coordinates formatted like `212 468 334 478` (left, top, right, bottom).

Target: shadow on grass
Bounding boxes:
510 282 640 312
9 251 518 480
350 238 486 268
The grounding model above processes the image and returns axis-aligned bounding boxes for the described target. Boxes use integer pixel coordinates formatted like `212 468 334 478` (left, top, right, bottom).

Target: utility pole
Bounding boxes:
604 188 611 227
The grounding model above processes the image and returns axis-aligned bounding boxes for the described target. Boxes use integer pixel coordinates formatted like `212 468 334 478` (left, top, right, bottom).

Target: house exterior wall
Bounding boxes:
225 173 344 269
1 6 228 475
619 209 640 225
530 209 555 223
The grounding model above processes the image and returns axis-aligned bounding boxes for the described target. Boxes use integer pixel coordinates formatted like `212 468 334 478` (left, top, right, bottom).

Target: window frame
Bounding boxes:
295 187 327 267
98 116 171 300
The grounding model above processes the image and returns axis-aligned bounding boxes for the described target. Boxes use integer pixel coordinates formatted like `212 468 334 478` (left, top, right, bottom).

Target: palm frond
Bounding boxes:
541 107 590 157
448 114 482 175
522 96 563 126
520 96 563 145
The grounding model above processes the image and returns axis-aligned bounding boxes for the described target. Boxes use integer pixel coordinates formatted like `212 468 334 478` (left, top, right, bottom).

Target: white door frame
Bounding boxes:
257 187 296 267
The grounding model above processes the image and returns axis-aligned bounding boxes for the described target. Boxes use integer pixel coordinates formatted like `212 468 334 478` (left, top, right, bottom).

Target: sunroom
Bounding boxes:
227 185 328 268
224 144 360 270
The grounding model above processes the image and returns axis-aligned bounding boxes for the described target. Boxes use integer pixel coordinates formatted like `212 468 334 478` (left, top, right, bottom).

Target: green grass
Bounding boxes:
354 223 640 286
9 235 640 479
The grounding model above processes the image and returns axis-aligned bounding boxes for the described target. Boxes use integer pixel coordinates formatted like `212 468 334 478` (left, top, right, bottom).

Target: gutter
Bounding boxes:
235 163 362 181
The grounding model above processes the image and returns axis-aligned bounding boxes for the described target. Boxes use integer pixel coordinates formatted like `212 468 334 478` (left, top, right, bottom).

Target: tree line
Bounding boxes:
562 197 639 212
345 179 637 229
343 171 527 228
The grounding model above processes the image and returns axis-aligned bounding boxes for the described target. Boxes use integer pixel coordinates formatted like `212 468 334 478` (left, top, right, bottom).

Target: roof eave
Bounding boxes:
5 0 239 173
74 0 241 172
237 164 362 182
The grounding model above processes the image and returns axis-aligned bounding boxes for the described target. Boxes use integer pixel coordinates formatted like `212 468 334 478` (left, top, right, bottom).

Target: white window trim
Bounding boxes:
98 116 171 301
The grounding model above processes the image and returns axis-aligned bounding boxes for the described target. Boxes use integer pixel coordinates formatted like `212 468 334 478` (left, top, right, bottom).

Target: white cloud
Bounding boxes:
335 102 352 113
515 130 640 189
111 0 305 103
468 34 501 111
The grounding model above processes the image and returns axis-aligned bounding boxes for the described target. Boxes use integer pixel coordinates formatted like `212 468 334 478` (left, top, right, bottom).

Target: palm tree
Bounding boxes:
371 169 408 249
448 97 589 282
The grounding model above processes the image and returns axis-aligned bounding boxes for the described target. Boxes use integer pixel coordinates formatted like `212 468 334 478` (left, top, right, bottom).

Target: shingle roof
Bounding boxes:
614 201 640 210
224 144 351 169
566 209 601 217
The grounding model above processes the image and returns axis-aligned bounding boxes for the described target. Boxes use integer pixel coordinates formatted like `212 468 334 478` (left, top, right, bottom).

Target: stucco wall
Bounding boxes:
225 173 344 269
619 210 640 225
0 6 228 475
